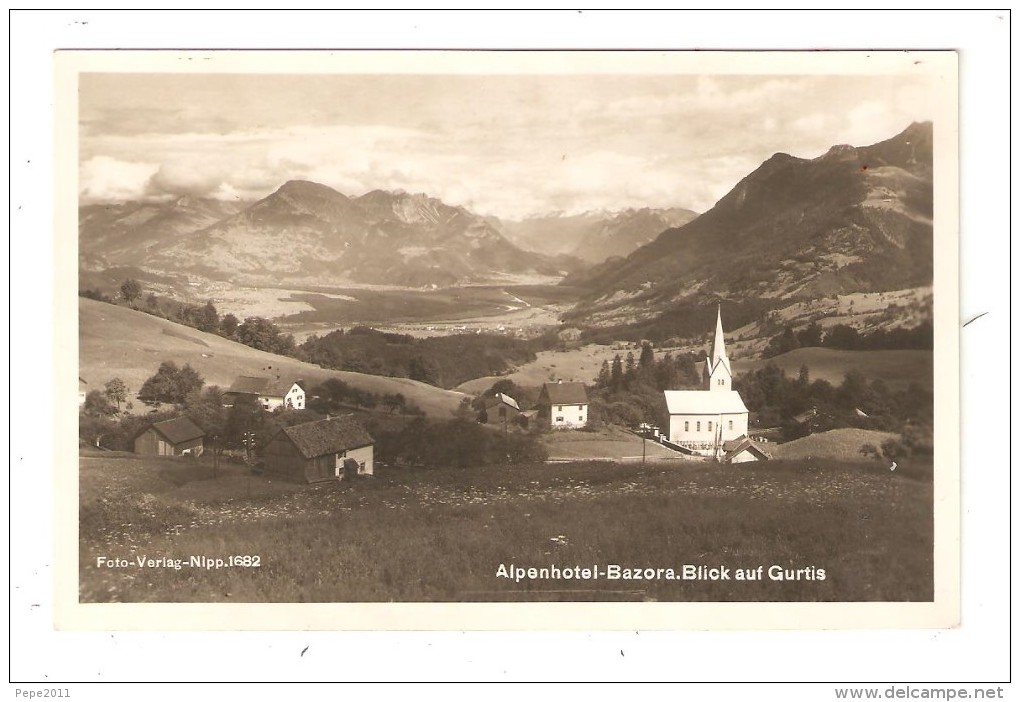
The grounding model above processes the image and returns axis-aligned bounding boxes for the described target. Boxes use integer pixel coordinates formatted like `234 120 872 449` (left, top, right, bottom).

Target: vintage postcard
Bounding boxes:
55 49 959 630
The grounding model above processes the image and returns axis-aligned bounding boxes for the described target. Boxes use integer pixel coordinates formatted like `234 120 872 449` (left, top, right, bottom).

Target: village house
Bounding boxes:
537 381 589 430
224 376 305 411
133 416 206 457
78 377 88 406
483 392 522 424
262 415 374 484
663 306 750 453
722 436 772 464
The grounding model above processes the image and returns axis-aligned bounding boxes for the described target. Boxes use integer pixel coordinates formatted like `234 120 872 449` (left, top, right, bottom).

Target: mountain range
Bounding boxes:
499 206 699 263
564 122 934 329
79 122 934 332
84 183 650 287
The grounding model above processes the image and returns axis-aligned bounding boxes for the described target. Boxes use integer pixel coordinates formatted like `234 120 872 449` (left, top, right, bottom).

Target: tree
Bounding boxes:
236 316 282 352
639 342 654 368
83 389 117 417
137 361 205 405
796 322 823 348
610 354 623 390
185 386 227 439
220 313 240 338
196 301 220 333
120 278 142 304
796 365 810 388
408 355 437 384
382 392 406 414
104 378 128 409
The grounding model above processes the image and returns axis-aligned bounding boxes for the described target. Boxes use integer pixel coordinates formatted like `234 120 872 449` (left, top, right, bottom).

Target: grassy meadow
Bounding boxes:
79 451 933 603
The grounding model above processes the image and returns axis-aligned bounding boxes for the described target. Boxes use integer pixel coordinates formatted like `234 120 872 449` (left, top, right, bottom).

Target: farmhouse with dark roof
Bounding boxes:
537 381 589 430
133 416 206 457
225 375 305 411
263 416 374 484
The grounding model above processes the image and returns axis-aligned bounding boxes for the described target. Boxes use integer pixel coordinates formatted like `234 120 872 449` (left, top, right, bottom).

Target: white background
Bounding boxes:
7 9 1013 692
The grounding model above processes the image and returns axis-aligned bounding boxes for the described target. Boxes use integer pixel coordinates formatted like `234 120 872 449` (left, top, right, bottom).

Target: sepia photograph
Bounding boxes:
57 49 959 628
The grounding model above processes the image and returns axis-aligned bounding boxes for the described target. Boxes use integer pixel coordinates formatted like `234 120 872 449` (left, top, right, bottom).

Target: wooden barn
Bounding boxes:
133 416 206 457
263 416 374 484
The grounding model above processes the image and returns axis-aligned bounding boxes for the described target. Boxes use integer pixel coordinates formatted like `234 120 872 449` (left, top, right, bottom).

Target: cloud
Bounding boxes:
79 156 159 203
78 74 939 217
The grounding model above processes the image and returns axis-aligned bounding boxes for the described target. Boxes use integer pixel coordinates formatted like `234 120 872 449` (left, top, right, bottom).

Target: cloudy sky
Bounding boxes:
79 71 937 219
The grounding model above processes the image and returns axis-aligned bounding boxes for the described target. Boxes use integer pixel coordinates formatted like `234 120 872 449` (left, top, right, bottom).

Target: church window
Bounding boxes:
708 421 713 431
696 421 701 432
728 420 734 430
684 421 689 432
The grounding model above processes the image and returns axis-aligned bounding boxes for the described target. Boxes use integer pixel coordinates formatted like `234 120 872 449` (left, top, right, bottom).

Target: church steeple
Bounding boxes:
704 303 732 392
710 303 727 369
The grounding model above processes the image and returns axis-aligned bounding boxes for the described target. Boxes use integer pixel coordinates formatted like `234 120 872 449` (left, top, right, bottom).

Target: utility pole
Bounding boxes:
212 434 219 478
243 431 256 464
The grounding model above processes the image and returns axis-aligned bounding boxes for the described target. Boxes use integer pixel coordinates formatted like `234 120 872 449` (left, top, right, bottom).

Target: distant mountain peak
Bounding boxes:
819 144 860 161
275 179 344 198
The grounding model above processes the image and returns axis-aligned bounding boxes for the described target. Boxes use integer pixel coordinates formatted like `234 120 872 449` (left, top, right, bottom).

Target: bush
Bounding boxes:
881 438 910 462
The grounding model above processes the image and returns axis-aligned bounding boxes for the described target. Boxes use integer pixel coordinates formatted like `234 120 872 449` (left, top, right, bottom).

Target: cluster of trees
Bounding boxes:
763 320 934 358
734 363 933 446
81 378 130 417
308 378 423 416
297 327 537 389
371 417 548 468
79 381 324 454
81 281 298 357
137 361 205 405
80 356 428 454
587 343 702 428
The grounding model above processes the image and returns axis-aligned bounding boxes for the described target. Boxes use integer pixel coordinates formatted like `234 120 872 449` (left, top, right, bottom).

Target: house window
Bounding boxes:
556 416 564 422
684 421 689 432
558 405 563 411
729 420 734 430
696 421 701 432
708 421 713 431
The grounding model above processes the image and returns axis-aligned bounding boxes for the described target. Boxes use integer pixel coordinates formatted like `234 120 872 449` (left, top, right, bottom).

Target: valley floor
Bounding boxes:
78 451 933 603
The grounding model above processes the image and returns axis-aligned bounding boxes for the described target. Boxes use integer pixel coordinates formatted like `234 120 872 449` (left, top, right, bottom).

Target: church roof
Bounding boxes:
664 390 748 415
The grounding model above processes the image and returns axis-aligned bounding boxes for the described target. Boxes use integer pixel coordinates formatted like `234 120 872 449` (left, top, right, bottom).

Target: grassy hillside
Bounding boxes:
770 428 900 461
79 452 934 603
78 298 466 418
739 347 933 392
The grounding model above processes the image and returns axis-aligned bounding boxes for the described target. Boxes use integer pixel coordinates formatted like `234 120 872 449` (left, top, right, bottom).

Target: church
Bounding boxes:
663 305 749 453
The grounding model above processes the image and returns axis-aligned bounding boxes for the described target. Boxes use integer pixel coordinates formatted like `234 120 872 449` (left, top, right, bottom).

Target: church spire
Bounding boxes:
705 303 732 392
710 303 727 368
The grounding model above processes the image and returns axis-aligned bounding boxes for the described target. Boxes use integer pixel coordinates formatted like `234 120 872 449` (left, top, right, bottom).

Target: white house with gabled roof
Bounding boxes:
664 305 749 452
